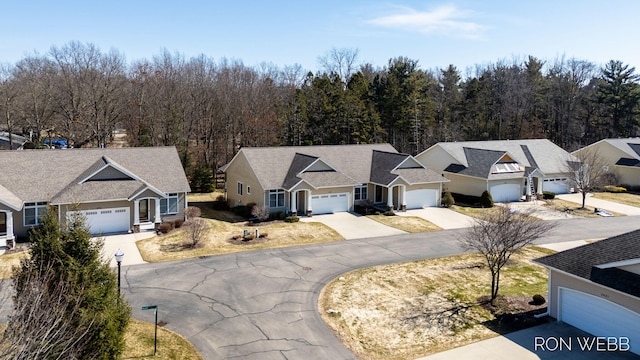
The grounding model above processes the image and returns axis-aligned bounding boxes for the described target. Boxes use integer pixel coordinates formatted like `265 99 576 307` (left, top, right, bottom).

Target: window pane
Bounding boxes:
160 199 168 214
25 208 36 225
277 193 284 207
362 187 368 199
37 206 47 224
269 194 277 208
0 212 6 233
169 198 178 213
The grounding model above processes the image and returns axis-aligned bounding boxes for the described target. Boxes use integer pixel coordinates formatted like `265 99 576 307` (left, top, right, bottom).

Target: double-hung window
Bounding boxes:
354 185 368 201
268 189 285 208
24 202 47 226
237 182 243 195
160 193 179 214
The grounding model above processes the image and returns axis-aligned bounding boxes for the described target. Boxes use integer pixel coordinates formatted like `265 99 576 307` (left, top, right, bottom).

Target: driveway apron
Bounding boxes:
301 212 405 239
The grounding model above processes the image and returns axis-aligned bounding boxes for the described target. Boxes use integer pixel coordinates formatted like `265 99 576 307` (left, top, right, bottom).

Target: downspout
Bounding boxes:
534 267 552 318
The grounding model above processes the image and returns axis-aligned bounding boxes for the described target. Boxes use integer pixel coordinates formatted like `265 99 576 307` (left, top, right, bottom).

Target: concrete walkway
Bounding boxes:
557 193 640 216
398 208 475 229
98 231 155 267
300 212 405 239
418 321 640 360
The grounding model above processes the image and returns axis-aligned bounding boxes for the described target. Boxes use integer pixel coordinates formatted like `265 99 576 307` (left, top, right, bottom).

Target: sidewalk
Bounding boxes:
557 193 640 216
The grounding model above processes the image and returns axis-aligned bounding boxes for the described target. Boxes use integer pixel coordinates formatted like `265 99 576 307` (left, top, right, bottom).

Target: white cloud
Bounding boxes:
365 4 486 39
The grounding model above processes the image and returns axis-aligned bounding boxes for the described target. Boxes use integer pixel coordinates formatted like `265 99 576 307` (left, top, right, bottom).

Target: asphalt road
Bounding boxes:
116 216 640 360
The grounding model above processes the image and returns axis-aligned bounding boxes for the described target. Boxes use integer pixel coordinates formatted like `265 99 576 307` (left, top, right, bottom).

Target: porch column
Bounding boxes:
401 185 407 211
291 191 297 216
6 211 14 241
387 187 393 210
154 198 161 224
134 200 140 225
306 191 313 217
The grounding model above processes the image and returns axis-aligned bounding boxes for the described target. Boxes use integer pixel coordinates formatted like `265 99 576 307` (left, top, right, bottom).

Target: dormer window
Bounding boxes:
491 162 522 174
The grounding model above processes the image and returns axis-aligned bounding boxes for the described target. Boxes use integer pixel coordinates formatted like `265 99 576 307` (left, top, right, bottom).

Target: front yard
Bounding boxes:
319 247 554 360
592 191 640 207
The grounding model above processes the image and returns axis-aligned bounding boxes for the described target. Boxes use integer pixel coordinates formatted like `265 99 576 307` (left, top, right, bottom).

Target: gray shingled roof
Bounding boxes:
534 229 640 296
0 147 190 206
429 139 576 176
235 144 446 190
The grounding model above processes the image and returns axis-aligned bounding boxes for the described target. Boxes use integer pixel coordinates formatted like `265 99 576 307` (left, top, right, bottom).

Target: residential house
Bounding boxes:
534 229 640 355
0 147 190 247
222 144 448 216
572 138 640 190
0 132 28 150
416 139 577 203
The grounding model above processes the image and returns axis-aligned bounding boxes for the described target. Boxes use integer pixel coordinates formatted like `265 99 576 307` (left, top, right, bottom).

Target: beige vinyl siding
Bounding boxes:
616 166 640 187
225 151 265 208
444 174 487 197
548 270 640 319
416 145 459 174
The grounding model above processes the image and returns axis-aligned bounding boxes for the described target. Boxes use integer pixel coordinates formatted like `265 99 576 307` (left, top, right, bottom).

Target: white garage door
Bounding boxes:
488 183 521 203
312 193 349 214
70 207 130 235
559 288 640 355
405 189 438 209
543 178 569 194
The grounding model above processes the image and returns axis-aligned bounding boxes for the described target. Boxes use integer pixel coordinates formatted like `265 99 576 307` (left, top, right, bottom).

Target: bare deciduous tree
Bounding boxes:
0 264 95 359
317 47 360 83
566 147 613 209
460 205 556 304
186 217 208 248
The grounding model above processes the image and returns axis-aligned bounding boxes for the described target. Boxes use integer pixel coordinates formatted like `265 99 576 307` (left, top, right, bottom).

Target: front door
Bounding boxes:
297 191 306 215
139 199 149 222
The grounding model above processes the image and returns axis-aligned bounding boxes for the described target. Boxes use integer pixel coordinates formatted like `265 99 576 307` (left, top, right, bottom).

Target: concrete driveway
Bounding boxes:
398 207 474 229
557 193 640 216
98 231 155 267
300 212 405 239
419 321 639 359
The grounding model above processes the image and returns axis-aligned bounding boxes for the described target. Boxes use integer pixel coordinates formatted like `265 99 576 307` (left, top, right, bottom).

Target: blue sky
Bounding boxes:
2 1 639 73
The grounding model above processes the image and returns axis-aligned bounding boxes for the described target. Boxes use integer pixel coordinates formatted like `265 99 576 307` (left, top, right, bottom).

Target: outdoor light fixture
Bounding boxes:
115 249 124 296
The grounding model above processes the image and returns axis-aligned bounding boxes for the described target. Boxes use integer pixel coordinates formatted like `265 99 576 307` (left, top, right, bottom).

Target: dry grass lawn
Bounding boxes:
123 318 202 359
0 251 28 279
449 205 502 219
592 191 640 207
367 215 441 233
1 319 202 360
319 247 554 360
137 219 343 262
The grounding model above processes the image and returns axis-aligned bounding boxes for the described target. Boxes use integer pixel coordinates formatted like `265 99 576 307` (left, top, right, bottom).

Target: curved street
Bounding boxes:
120 216 640 359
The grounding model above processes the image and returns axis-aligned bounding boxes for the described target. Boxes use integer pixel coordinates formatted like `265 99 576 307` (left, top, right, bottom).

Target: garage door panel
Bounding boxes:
489 183 521 203
405 189 437 209
311 193 349 214
543 179 569 194
560 288 640 355
69 207 130 235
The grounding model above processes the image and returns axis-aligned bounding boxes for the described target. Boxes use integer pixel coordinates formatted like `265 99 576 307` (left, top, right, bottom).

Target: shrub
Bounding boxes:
450 192 481 206
185 206 202 219
603 185 627 193
174 219 184 228
480 190 494 208
158 222 173 234
251 205 270 222
441 191 455 207
284 216 299 223
531 294 546 305
259 232 268 238
542 191 555 199
383 210 395 216
243 234 255 241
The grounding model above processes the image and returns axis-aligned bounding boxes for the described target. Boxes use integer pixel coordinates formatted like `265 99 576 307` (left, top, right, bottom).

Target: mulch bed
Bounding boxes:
479 295 551 334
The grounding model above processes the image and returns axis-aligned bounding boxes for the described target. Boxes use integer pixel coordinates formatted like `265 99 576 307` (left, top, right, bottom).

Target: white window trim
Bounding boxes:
24 202 47 226
160 193 179 215
355 185 368 201
268 189 285 208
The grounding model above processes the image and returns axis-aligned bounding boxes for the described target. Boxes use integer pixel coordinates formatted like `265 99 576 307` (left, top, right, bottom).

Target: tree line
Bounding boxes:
1 43 639 189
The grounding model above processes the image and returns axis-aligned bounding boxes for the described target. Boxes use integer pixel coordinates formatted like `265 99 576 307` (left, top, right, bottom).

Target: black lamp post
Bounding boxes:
114 249 124 296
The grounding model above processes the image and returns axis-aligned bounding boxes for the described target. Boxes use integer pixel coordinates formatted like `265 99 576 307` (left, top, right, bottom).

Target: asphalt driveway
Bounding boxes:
300 212 405 239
